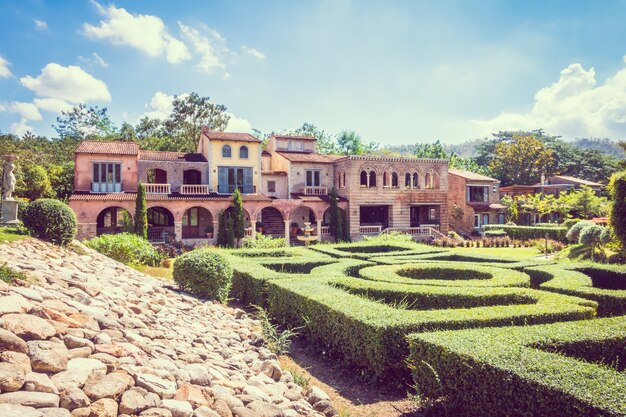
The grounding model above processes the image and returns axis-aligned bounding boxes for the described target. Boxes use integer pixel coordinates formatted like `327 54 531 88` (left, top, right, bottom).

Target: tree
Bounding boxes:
609 171 626 249
53 104 117 139
134 183 148 239
48 163 75 201
620 142 626 170
217 210 228 246
226 216 236 248
328 187 343 242
579 225 606 261
414 140 489 175
293 123 338 155
336 130 378 155
489 134 555 185
163 93 230 152
16 164 54 200
232 189 246 246
500 195 519 224
566 186 608 219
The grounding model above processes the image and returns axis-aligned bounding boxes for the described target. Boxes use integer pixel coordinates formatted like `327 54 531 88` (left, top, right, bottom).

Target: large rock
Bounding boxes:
87 398 117 417
0 294 32 314
174 384 211 408
140 408 174 417
259 361 282 382
59 386 90 411
38 408 71 417
304 386 329 405
0 328 28 353
2 350 33 373
0 362 26 391
0 403 43 417
0 391 60 408
1 314 56 341
135 373 177 399
82 371 134 401
23 372 58 394
160 399 193 417
52 358 107 391
28 341 68 373
119 388 150 415
193 407 221 417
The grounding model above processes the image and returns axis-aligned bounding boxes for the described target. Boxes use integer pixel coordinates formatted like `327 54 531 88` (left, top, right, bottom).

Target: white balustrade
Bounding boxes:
301 187 328 195
180 184 209 194
143 183 171 194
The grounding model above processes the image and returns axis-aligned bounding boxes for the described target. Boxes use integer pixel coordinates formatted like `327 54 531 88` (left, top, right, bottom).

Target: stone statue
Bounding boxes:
2 158 15 200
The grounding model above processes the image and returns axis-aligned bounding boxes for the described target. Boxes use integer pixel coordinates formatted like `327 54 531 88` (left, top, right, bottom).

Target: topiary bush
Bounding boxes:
21 198 77 245
173 249 233 302
85 233 161 266
566 220 595 243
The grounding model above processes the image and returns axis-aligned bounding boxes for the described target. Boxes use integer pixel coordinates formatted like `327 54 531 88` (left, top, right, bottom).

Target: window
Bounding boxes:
429 208 437 220
369 171 377 187
218 167 253 193
413 173 419 188
267 180 276 192
92 162 122 192
425 173 432 189
498 213 505 224
391 172 398 188
287 141 303 151
405 173 411 187
222 145 232 158
474 214 480 228
482 213 490 226
239 146 248 159
182 208 198 227
360 171 368 187
147 207 173 226
306 170 321 187
342 172 346 188
467 186 489 202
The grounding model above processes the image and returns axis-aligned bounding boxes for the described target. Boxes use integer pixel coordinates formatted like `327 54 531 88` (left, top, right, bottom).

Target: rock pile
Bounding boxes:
0 239 333 417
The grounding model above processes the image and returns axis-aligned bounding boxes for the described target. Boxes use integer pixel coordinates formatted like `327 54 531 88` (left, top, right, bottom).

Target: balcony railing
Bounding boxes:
301 186 328 196
92 182 122 193
180 184 209 194
143 183 171 194
321 226 330 235
381 225 440 237
217 184 255 194
245 227 253 237
359 225 383 235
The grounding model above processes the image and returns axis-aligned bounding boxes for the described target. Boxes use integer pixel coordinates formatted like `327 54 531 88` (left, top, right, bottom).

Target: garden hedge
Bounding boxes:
482 224 568 241
310 240 444 259
173 249 233 302
85 233 161 266
21 198 77 245
408 316 626 417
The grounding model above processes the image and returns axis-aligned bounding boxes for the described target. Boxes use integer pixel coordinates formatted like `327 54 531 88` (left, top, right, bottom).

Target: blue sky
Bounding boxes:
1 0 626 145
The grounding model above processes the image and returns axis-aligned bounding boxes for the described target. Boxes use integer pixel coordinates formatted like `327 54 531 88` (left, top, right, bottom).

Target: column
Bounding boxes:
251 220 257 238
174 221 182 242
316 219 322 242
284 219 290 247
212 220 219 241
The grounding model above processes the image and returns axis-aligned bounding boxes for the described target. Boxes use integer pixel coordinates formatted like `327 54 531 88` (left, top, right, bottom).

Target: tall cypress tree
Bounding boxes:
226 216 236 248
609 171 626 250
329 187 342 242
232 188 245 245
217 210 227 247
134 183 148 239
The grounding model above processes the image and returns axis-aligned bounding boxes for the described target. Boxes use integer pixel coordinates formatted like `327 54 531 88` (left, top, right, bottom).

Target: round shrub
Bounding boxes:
21 199 77 245
579 225 605 248
562 218 583 230
173 249 233 302
566 220 595 243
600 227 613 245
84 233 161 266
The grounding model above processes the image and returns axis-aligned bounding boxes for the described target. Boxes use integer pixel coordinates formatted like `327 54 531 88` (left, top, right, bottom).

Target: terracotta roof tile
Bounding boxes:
75 141 139 155
272 135 317 141
549 175 603 187
449 169 499 182
201 128 260 143
276 151 335 163
69 192 270 202
139 150 207 162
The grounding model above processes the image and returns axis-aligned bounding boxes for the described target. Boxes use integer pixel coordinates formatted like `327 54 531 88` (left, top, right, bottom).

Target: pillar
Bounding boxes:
212 220 219 241
251 220 257 238
174 221 182 242
316 219 322 242
284 219 290 247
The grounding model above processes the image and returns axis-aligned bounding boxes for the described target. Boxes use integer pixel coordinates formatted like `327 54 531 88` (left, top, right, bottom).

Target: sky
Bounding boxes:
1 0 626 145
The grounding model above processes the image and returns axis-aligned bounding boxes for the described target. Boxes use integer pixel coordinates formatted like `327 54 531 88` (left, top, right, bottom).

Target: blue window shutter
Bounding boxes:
218 167 228 193
244 168 253 193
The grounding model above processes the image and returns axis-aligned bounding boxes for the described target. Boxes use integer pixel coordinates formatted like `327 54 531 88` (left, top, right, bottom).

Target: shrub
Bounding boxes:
563 218 583 230
0 263 26 284
608 171 626 249
483 225 567 241
21 198 77 245
85 233 161 266
483 229 507 237
242 233 286 249
134 183 147 239
578 225 605 255
173 249 233 301
566 220 595 243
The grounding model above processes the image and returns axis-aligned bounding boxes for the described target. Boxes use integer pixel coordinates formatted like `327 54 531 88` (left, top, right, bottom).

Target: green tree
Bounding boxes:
48 163 75 201
328 187 343 242
232 189 245 246
217 210 228 247
53 104 117 140
609 171 626 249
489 134 555 185
341 210 351 242
566 186 608 219
336 130 378 155
414 140 489 175
293 123 338 154
17 164 54 200
163 93 230 152
226 216 236 248
134 183 148 239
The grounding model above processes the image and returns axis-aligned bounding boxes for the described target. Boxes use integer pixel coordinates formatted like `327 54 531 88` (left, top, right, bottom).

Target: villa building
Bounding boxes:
499 175 603 199
68 129 471 245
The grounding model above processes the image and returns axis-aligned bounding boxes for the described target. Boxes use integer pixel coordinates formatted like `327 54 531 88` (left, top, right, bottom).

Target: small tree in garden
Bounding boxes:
217 210 227 247
341 210 351 242
232 188 245 246
579 225 606 260
226 216 236 248
329 187 343 242
609 171 626 250
134 183 148 239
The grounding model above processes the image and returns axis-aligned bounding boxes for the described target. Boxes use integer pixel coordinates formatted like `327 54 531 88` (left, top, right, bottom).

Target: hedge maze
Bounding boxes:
224 242 626 417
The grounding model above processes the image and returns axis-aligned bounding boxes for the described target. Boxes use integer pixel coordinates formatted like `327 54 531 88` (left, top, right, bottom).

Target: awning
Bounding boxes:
489 203 506 210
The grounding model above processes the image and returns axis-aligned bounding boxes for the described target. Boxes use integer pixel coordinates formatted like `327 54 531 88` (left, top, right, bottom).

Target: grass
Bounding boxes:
446 245 543 260
134 259 174 280
0 263 27 284
0 227 27 244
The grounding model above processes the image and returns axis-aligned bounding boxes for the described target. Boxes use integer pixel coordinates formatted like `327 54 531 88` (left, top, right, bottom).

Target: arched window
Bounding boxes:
383 172 388 187
432 174 440 189
222 145 232 158
369 171 377 188
239 146 248 159
342 172 346 188
425 173 432 189
360 171 368 187
391 172 398 188
413 173 419 188
147 207 174 227
405 173 411 188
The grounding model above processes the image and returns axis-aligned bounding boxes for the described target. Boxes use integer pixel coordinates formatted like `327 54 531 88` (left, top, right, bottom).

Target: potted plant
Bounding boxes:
205 225 214 239
290 221 299 236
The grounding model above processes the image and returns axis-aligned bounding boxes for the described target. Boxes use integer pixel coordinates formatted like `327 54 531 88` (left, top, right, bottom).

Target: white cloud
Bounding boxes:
473 57 626 139
0 55 12 78
34 19 48 30
242 46 265 60
10 118 33 136
142 91 175 120
6 102 42 121
83 1 191 64
78 52 108 68
20 63 111 103
33 98 73 114
225 112 252 132
179 23 226 74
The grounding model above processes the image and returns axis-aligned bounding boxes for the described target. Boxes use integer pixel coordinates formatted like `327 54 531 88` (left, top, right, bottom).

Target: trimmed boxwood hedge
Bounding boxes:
310 240 445 259
408 316 626 417
483 224 567 241
525 263 626 316
173 249 233 302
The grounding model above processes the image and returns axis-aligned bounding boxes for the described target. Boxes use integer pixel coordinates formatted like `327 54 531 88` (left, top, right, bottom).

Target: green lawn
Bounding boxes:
0 227 27 244
446 245 543 260
134 260 174 280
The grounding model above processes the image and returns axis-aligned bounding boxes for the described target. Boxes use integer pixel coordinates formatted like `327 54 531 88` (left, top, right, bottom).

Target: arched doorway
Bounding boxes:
322 206 347 238
147 206 174 243
182 207 213 239
224 206 252 236
290 206 316 237
147 168 167 184
97 207 131 236
259 207 284 237
183 169 202 185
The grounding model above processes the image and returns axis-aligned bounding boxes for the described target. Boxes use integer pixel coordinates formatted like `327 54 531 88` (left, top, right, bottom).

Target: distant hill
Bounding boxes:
571 138 625 158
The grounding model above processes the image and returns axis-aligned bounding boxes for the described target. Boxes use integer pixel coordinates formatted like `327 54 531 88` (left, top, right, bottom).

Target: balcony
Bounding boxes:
359 225 382 235
143 183 171 194
301 186 328 196
180 184 210 194
92 182 122 193
217 184 255 194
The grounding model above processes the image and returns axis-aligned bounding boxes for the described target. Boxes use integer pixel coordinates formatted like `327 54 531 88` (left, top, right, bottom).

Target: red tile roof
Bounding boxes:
139 150 207 162
449 169 499 182
69 192 270 202
75 141 139 155
272 135 317 141
276 151 336 163
549 175 602 187
201 127 260 143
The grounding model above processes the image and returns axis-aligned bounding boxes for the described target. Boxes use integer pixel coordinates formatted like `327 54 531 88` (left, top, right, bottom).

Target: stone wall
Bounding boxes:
138 161 209 192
